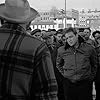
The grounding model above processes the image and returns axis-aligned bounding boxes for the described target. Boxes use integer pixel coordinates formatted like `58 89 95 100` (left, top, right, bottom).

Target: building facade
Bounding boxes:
79 9 100 30
31 9 79 30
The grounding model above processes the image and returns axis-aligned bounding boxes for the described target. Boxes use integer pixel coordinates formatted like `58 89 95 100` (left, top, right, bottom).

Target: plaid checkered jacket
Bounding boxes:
0 23 58 100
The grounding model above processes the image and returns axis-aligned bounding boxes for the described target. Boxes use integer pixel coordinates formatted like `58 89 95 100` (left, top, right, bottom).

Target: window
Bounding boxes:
67 24 72 27
58 24 63 28
67 18 72 20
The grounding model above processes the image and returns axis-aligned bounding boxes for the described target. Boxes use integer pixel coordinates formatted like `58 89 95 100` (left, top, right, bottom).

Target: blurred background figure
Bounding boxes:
44 30 54 45
77 27 85 38
77 27 96 47
54 29 64 48
92 30 100 100
83 28 96 47
43 29 65 100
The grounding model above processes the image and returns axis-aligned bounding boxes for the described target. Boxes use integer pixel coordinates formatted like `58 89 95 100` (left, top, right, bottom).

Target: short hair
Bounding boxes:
49 29 56 32
63 27 77 36
92 30 100 38
84 27 91 32
56 29 63 35
78 28 84 32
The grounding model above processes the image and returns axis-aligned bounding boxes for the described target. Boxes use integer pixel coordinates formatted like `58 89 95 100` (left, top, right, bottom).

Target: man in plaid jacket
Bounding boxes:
0 0 58 100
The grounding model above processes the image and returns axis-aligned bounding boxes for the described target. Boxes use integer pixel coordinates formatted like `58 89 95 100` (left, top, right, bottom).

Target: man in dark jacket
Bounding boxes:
56 27 97 100
92 30 100 100
43 31 65 100
0 0 58 100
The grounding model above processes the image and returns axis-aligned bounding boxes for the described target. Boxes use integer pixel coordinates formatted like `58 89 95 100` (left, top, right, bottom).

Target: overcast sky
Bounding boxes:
0 0 100 11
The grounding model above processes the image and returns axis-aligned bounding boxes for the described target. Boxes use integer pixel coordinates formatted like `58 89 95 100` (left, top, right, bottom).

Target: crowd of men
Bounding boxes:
26 25 100 100
0 0 100 100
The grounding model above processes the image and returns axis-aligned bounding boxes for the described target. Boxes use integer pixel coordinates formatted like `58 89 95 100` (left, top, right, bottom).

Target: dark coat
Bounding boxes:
95 45 100 83
57 36 97 83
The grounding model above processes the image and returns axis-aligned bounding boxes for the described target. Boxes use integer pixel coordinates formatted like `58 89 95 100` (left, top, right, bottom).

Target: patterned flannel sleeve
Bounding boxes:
33 43 58 100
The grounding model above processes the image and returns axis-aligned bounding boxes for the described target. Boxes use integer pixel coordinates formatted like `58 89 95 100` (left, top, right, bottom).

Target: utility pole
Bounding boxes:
65 0 67 28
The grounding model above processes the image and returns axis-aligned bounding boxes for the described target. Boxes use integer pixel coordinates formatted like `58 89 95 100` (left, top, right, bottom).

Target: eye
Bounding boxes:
69 36 73 38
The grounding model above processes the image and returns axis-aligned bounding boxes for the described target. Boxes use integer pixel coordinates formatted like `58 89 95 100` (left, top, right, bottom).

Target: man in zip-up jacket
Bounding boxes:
56 27 97 100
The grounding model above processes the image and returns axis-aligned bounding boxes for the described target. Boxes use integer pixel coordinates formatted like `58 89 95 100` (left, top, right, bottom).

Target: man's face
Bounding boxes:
56 34 62 41
46 36 54 45
94 33 100 40
34 32 41 39
94 33 100 44
83 29 91 40
65 31 78 46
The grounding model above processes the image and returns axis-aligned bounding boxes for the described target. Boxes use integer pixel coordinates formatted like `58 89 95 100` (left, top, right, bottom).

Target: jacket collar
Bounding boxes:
0 22 26 34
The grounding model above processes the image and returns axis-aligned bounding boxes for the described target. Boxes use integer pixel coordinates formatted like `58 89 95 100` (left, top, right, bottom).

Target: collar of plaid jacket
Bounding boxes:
0 22 26 34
